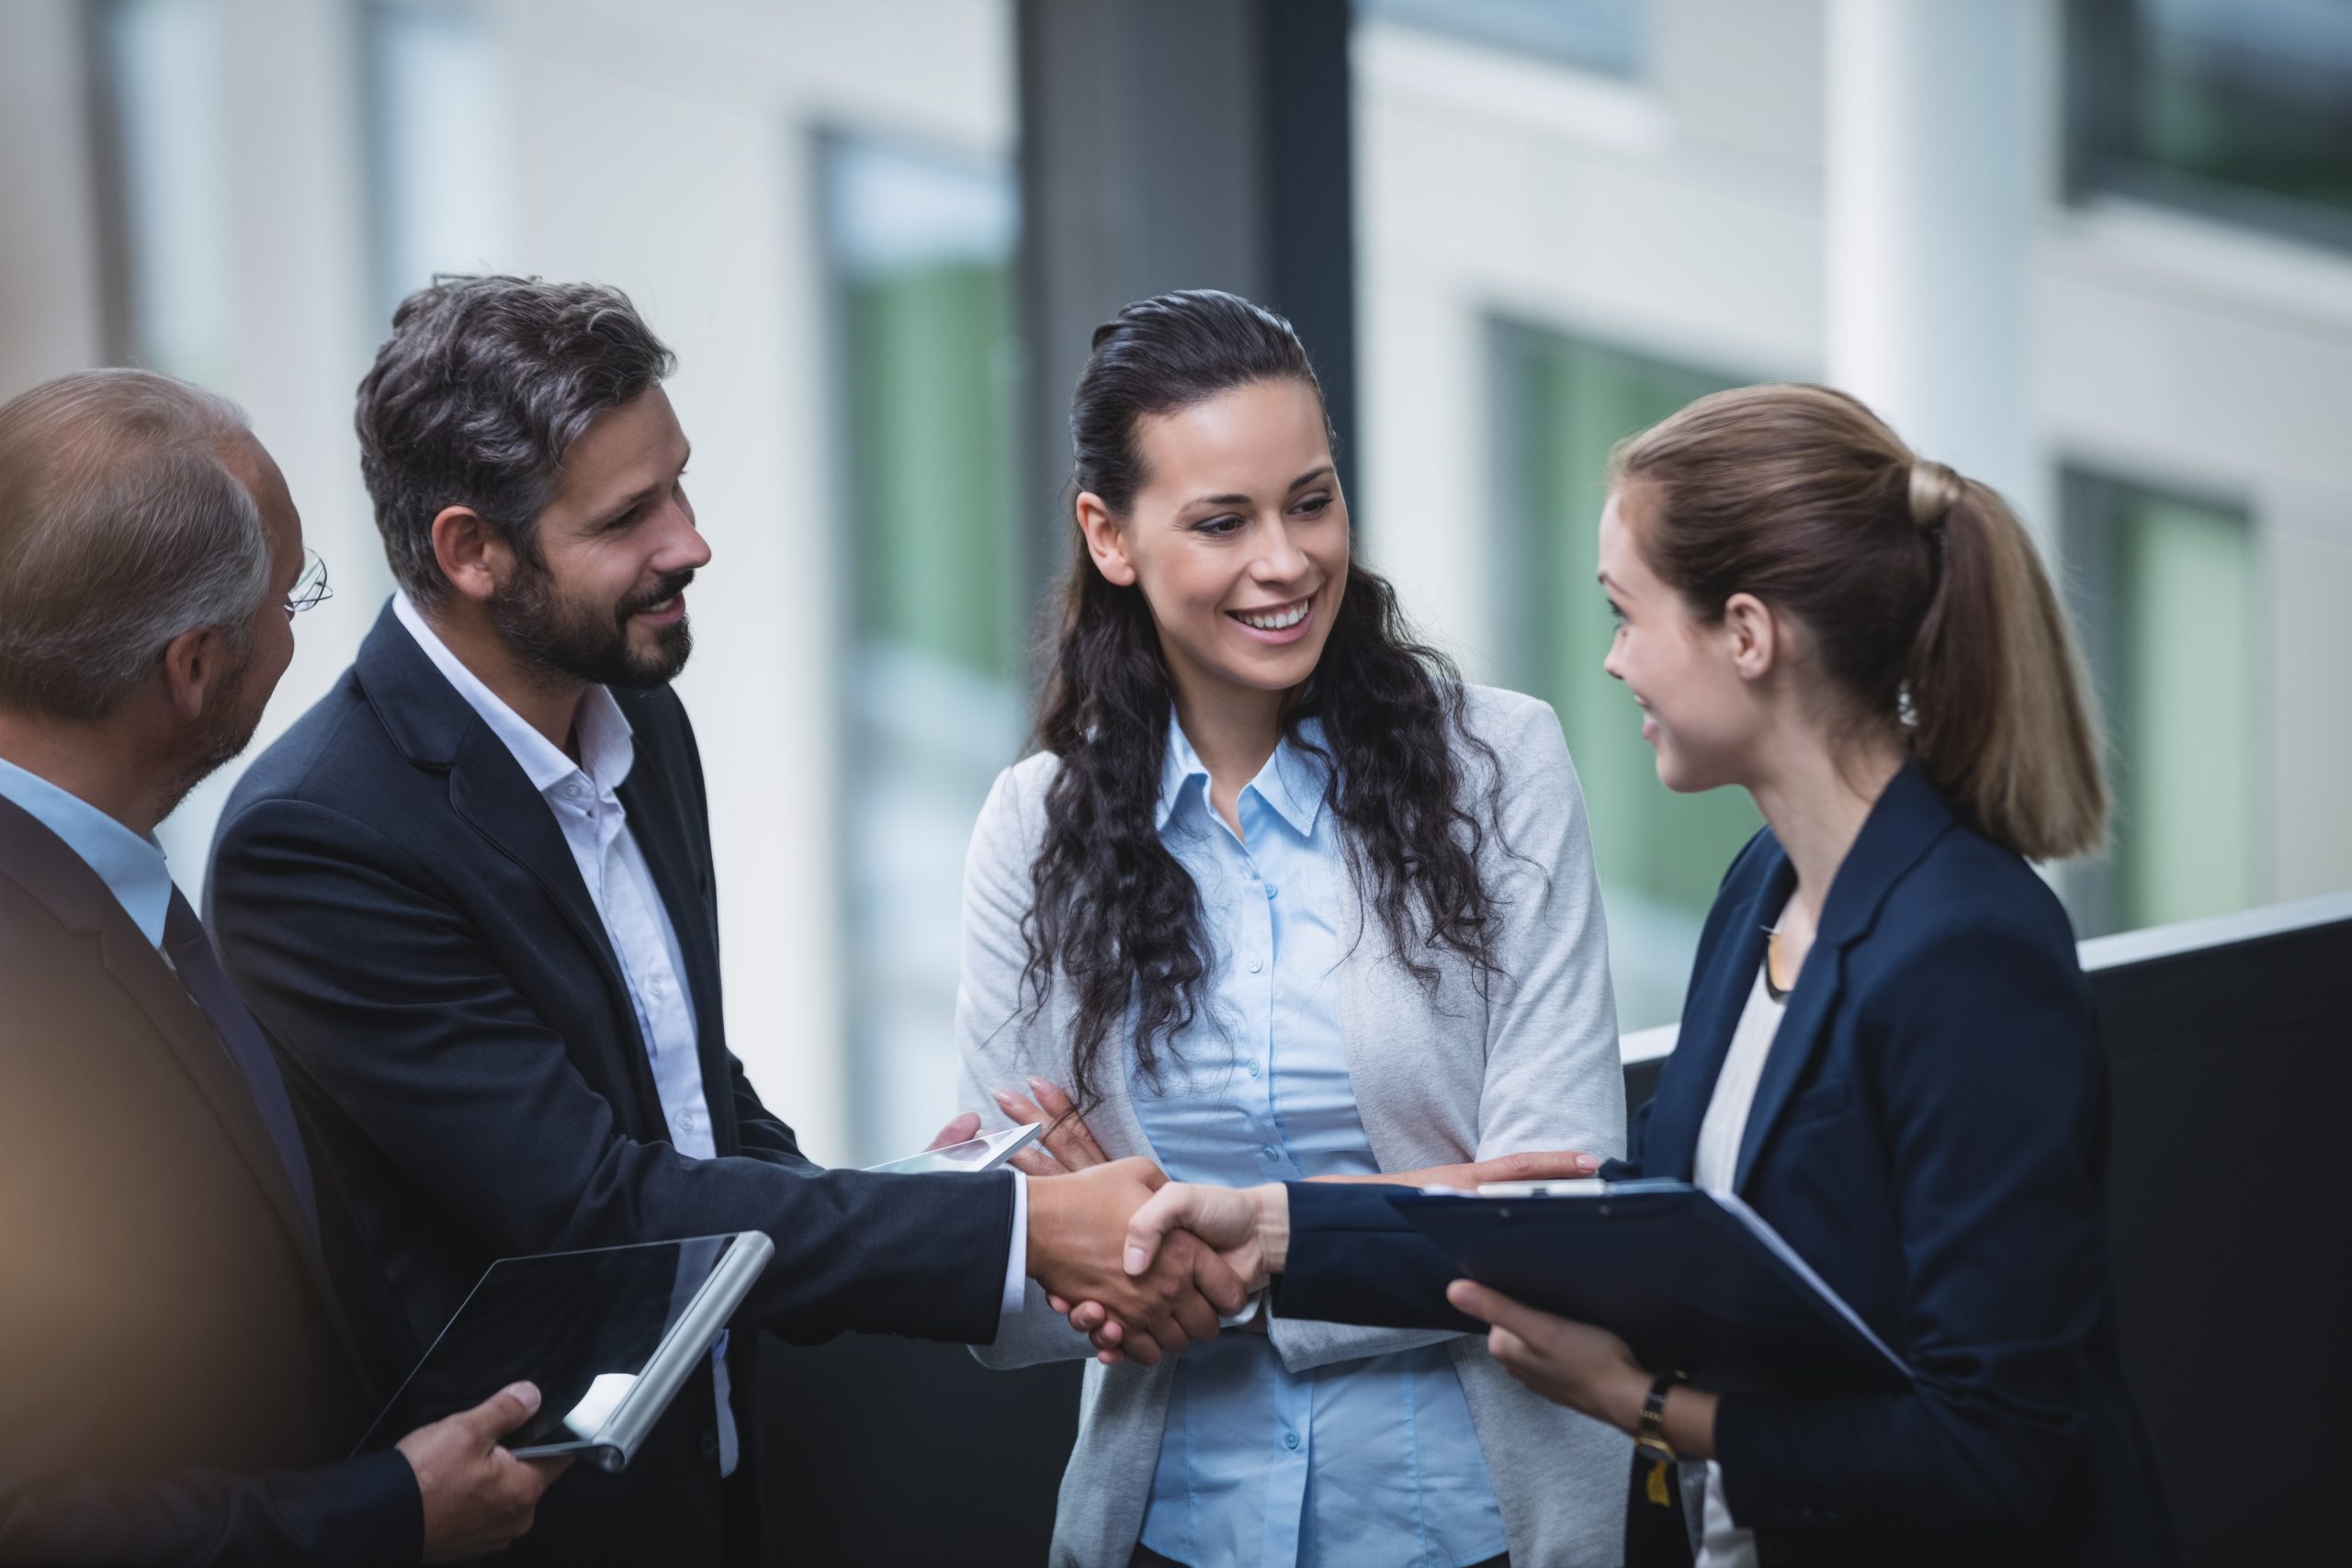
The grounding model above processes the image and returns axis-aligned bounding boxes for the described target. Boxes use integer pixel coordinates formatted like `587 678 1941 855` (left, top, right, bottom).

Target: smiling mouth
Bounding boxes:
1228 596 1311 631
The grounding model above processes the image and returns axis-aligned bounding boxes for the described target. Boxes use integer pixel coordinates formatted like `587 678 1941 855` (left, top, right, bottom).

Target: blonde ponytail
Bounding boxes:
1908 476 2107 859
1611 384 2108 860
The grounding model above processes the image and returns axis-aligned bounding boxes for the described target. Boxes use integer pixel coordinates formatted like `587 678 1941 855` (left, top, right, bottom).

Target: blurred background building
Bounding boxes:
3 0 2347 1172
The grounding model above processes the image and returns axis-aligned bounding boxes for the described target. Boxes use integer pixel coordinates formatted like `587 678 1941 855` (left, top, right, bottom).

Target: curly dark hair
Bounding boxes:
354 275 675 604
1024 290 1505 1111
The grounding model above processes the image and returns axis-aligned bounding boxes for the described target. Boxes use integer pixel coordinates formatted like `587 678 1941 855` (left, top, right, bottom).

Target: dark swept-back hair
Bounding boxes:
1024 289 1505 1111
355 275 675 603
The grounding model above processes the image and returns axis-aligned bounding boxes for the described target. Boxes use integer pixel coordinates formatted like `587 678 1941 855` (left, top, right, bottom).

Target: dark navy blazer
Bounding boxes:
1277 764 2182 1567
204 603 1020 1565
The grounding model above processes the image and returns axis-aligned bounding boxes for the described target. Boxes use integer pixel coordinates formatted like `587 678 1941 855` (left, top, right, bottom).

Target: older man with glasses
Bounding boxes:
0 368 562 1565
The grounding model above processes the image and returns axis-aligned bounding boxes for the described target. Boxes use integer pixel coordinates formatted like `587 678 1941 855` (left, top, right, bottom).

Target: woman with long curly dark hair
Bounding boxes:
954 290 1629 1568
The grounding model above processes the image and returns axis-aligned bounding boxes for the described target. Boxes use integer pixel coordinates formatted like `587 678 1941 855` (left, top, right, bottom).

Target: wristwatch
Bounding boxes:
1635 1369 1686 1466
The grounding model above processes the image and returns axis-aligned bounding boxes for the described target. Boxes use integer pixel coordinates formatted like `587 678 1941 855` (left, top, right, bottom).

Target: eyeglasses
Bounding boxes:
285 548 334 617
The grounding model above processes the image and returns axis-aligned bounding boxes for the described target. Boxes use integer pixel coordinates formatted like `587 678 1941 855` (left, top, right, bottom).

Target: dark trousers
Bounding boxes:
1131 1548 1508 1568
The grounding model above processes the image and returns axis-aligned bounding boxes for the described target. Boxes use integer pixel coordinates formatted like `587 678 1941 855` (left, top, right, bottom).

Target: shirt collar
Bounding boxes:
392 591 635 799
1152 714 1331 838
0 754 175 946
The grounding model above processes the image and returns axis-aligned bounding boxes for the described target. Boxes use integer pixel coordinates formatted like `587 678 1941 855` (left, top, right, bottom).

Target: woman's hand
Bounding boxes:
1059 1181 1290 1364
1309 1148 1604 1190
991 1077 1112 1178
1445 1280 1718 1458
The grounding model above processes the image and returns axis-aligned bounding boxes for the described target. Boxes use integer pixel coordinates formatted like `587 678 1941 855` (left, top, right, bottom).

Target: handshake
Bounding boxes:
993 1082 1602 1365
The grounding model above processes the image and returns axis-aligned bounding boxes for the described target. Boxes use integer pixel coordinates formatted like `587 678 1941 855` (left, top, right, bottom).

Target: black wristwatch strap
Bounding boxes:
1635 1368 1685 1466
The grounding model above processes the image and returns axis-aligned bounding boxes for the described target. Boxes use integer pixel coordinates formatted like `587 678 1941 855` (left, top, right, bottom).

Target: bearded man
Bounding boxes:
204 277 1245 1566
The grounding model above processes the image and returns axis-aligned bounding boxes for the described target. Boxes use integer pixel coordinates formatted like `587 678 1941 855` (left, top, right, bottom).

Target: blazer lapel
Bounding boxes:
1642 857 1791 1182
0 797 374 1387
616 759 734 1147
445 727 667 1122
1730 763 1957 1192
356 602 668 1126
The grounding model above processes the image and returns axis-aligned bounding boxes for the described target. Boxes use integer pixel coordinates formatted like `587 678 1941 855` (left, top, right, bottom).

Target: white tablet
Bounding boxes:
862 1122 1042 1175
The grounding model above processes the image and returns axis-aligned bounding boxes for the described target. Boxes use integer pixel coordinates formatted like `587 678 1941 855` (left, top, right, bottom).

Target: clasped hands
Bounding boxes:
985 1078 1610 1373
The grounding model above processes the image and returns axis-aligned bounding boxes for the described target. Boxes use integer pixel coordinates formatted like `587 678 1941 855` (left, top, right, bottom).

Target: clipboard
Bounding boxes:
1388 1180 1908 1393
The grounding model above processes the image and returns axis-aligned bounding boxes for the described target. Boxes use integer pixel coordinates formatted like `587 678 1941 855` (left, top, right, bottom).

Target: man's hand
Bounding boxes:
1310 1148 1603 1190
1024 1157 1249 1367
396 1382 571 1563
1057 1181 1287 1362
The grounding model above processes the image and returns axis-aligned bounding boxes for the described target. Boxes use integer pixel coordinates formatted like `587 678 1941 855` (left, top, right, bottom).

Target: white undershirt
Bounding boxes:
1689 962 1785 1568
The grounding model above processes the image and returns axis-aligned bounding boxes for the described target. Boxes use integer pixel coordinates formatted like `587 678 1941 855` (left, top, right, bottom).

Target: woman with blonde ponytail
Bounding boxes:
1113 383 2184 1567
1429 383 2181 1566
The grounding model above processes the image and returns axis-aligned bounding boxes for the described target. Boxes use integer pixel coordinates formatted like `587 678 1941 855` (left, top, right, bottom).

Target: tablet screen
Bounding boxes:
862 1121 1040 1176
359 1235 733 1454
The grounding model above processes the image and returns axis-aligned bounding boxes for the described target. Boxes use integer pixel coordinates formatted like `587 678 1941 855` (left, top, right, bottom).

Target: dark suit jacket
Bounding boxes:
1275 764 2182 1567
0 794 421 1566
205 603 1016 1565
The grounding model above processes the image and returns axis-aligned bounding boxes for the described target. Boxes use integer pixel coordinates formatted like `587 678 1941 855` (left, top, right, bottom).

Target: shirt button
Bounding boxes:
1264 884 1278 899
1261 1145 1279 1161
1248 959 1263 975
1247 1062 1262 1078
1283 1431 1300 1450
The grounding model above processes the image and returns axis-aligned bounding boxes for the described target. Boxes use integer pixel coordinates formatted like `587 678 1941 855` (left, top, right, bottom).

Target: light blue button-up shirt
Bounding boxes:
1131 719 1507 1568
0 755 175 945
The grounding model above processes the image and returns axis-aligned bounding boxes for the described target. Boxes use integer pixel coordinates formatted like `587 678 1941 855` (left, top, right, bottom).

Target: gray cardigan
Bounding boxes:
956 684 1633 1568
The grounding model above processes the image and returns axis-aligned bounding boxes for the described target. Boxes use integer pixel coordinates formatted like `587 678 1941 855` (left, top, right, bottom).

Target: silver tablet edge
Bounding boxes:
588 1230 776 1469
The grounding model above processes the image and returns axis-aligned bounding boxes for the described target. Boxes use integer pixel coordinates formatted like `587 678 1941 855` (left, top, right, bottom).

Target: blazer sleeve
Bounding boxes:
1266 695 1624 1371
0 1453 421 1568
950 766 1102 1370
1710 917 2107 1538
1272 1182 1481 1333
208 796 1014 1348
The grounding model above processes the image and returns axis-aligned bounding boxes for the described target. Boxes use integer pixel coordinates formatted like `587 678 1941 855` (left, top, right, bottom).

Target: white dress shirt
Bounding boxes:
392 593 743 1473
1689 963 1785 1568
391 596 1029 1471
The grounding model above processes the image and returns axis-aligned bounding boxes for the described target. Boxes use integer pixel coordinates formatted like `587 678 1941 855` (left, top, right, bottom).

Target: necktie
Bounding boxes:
164 889 321 1240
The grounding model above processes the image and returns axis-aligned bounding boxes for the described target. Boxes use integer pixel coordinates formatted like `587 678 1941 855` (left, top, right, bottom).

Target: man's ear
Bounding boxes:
1723 591 1779 682
430 505 512 604
157 624 240 723
1073 493 1138 588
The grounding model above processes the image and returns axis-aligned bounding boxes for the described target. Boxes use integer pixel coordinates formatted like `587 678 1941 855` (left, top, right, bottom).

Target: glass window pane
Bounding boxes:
823 138 1023 1164
2071 0 2352 245
1495 323 1761 1031
363 1 510 321
2069 472 2263 933
1356 0 1646 79
95 0 234 381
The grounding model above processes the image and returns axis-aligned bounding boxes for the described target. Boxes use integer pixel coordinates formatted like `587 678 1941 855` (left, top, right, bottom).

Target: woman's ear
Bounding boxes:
1723 591 1778 682
1074 492 1137 587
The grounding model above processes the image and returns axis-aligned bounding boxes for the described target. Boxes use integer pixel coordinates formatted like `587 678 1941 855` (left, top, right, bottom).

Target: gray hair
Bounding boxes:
0 369 271 721
355 275 675 604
